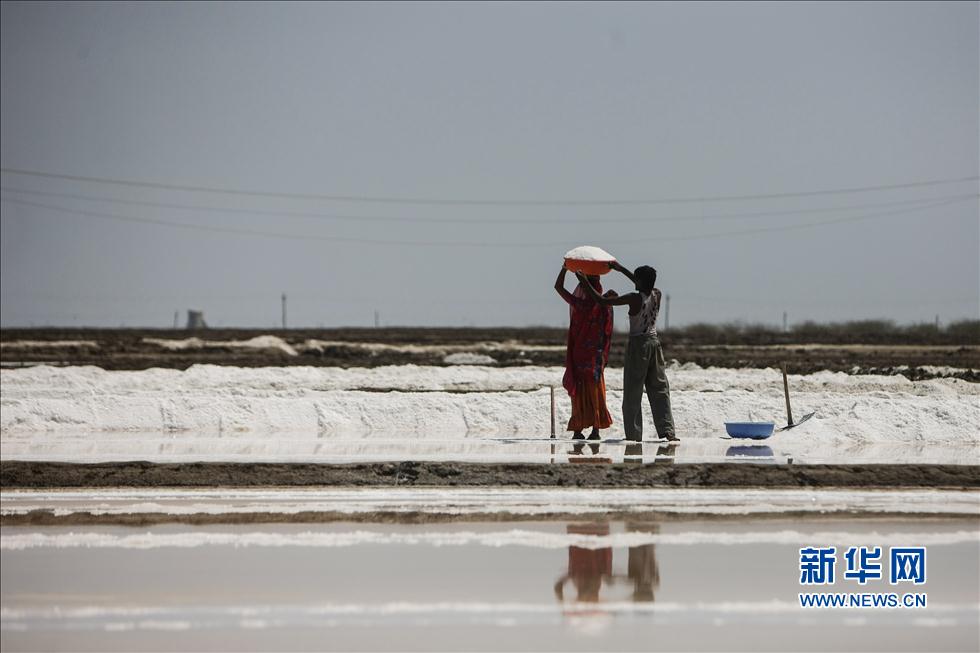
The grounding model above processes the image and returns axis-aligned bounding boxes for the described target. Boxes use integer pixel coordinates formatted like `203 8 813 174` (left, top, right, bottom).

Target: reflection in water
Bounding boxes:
554 523 612 603
726 445 774 458
624 442 678 465
554 522 661 607
570 442 601 456
563 441 680 463
623 522 661 602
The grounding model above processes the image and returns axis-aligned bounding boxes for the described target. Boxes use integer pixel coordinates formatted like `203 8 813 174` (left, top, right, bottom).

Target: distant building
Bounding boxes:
186 310 208 329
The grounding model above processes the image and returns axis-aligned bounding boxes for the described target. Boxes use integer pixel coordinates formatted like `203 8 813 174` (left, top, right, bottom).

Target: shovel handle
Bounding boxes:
782 362 794 427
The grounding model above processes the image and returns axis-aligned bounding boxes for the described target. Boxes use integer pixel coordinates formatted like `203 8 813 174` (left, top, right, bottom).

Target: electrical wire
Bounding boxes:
0 184 973 225
2 166 977 206
1 194 974 247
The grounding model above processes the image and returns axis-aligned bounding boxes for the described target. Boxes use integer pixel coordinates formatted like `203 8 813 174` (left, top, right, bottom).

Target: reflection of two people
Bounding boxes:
624 441 677 465
566 440 678 462
570 440 602 457
553 522 661 605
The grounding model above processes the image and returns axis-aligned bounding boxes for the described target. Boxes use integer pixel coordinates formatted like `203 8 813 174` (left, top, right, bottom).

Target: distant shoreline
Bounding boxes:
2 326 978 376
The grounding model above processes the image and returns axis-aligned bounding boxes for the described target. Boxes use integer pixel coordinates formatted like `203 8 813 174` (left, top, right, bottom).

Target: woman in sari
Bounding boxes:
554 266 616 440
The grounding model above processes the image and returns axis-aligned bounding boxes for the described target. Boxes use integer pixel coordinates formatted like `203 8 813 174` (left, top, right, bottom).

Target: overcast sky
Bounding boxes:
1 1 977 329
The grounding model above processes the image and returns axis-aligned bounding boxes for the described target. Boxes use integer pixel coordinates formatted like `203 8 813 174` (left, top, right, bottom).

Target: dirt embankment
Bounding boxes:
3 461 978 490
5 462 977 526
2 327 978 378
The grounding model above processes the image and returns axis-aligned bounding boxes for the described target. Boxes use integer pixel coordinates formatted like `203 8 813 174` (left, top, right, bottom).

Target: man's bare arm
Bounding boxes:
609 260 636 284
576 272 639 308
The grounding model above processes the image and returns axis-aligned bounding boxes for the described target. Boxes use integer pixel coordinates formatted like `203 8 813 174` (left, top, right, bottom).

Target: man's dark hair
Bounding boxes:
635 266 657 292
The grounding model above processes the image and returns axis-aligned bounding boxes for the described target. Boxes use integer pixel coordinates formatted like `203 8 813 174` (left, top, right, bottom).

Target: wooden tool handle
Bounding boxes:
782 362 794 427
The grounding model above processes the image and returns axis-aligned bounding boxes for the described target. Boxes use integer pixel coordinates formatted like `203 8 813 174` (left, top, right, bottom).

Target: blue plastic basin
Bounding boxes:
725 422 775 439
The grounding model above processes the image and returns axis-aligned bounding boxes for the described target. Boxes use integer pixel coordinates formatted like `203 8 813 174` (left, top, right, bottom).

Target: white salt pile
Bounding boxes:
443 353 497 365
2 365 977 452
564 245 615 261
142 336 298 356
302 340 562 356
1 341 99 349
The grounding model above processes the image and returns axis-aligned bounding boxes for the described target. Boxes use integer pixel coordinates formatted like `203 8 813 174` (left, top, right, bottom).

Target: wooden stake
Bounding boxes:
550 386 556 438
782 362 794 427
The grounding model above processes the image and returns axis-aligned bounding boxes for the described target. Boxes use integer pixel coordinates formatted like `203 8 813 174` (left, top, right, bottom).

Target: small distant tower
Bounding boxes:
374 310 380 328
664 294 670 331
282 293 287 330
186 310 208 330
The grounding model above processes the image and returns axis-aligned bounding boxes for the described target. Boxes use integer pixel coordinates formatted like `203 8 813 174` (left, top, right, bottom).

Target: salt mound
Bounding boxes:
443 353 497 365
143 336 297 356
3 365 978 449
563 245 615 262
143 337 206 351
239 336 298 356
1 340 99 349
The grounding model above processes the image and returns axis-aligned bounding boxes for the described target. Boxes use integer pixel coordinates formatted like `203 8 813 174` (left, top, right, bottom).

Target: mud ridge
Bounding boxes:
3 461 978 489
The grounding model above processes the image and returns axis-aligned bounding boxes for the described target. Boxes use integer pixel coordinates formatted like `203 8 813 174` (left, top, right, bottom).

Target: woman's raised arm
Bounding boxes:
554 267 576 304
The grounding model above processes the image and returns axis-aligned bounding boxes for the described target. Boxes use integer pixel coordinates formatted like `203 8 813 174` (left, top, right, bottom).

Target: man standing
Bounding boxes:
576 261 678 442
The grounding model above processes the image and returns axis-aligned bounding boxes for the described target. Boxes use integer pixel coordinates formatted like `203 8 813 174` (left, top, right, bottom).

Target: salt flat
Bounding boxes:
4 488 978 519
1 363 977 465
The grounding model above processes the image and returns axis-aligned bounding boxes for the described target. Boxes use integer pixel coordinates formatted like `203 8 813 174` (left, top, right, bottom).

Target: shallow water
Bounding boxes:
3 431 978 465
2 518 977 652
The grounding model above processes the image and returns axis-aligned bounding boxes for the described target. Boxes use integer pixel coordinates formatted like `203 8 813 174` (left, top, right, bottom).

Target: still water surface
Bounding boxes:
2 518 977 652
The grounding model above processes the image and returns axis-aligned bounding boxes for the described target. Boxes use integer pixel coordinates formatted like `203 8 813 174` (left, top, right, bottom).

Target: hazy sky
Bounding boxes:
1 1 977 328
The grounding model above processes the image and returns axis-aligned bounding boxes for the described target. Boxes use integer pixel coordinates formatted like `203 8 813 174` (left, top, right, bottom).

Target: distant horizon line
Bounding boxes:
2 318 978 331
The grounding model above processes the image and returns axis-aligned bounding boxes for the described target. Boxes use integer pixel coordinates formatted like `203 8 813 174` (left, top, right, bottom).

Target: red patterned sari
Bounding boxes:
561 282 614 432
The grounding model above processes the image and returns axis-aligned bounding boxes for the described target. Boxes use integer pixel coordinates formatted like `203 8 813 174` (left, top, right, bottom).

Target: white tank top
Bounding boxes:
628 289 661 337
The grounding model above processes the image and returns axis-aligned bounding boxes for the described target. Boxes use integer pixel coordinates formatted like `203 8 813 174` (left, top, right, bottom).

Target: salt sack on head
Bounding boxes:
564 245 616 275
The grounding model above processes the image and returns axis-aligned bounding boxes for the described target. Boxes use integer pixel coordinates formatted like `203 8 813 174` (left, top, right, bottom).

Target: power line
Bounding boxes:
1 166 976 206
648 195 975 243
1 194 973 247
0 184 972 224
673 293 980 309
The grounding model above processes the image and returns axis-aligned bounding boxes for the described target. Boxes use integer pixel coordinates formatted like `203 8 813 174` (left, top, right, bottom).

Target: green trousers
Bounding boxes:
623 334 676 441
